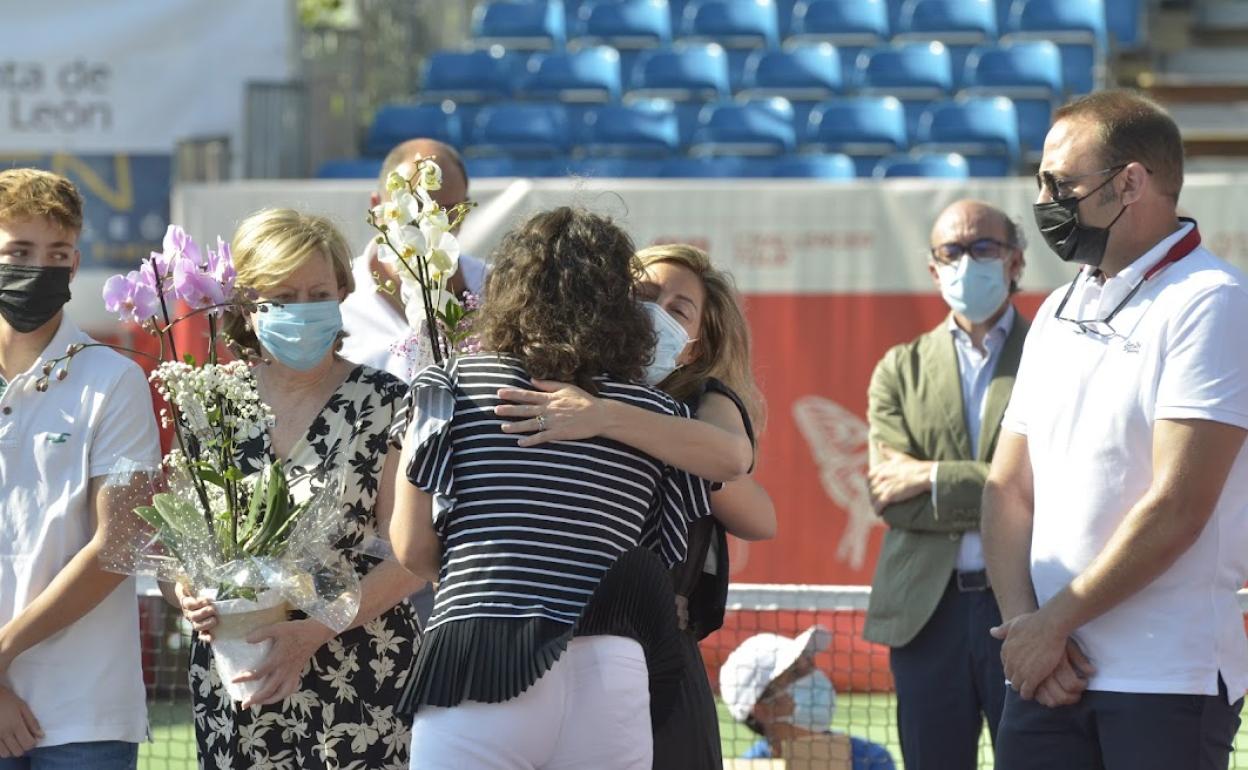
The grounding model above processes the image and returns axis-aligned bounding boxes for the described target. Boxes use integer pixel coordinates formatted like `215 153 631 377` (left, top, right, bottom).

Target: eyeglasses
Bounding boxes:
1035 164 1127 201
1052 271 1148 338
930 238 1014 265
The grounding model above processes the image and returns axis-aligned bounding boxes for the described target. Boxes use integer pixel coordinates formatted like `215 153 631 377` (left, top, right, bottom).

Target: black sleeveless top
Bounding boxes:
669 378 757 640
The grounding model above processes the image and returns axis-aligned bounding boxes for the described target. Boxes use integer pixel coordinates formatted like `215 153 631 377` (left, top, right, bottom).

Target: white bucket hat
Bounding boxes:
719 625 833 722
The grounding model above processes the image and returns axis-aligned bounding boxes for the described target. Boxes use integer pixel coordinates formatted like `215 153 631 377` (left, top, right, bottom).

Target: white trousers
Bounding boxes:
408 635 652 770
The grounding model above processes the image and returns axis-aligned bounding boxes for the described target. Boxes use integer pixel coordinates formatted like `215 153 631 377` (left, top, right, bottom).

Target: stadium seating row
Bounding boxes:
466 0 1116 93
410 40 1062 146
364 94 1031 179
318 150 975 179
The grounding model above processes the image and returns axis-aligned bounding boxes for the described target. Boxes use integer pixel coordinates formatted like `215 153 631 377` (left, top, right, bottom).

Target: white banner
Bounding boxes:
1 0 293 152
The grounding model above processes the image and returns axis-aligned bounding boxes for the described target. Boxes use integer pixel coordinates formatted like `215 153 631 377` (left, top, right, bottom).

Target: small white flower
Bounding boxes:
419 159 443 191
423 226 460 276
393 190 424 224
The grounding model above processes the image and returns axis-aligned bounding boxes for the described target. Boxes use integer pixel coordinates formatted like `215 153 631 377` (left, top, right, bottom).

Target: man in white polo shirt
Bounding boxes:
339 137 487 381
983 91 1248 769
0 169 160 769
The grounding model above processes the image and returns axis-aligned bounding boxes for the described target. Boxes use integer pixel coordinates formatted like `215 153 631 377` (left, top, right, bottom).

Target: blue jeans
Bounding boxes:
0 741 138 770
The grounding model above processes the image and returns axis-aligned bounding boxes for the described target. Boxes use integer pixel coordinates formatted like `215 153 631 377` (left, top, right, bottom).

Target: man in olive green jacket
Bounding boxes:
862 200 1028 770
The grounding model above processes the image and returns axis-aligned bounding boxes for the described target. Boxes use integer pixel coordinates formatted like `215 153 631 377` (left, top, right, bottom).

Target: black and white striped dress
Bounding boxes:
396 353 713 713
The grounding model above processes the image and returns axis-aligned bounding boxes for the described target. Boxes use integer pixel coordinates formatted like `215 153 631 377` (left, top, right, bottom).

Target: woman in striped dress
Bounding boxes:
389 208 742 770
495 243 777 768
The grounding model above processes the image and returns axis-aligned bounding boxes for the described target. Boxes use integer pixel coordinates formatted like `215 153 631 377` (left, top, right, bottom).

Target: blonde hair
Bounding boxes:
637 244 765 433
223 208 355 351
0 168 84 234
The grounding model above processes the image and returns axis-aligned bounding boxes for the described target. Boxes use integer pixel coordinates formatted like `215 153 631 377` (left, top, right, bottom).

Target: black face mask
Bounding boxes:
0 264 73 333
1032 171 1129 269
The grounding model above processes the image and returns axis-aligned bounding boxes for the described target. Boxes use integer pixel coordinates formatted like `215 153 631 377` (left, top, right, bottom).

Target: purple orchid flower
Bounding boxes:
172 251 227 310
102 269 160 323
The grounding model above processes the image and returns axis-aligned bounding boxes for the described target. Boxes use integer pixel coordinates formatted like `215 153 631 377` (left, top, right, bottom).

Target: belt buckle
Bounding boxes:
956 570 989 592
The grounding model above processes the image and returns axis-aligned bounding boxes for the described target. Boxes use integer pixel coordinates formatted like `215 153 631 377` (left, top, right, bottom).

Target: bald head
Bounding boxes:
378 138 468 210
929 200 1020 251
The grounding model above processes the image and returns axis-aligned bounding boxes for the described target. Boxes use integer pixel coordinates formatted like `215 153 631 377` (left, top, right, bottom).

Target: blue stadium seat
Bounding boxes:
895 0 997 89
1003 0 1106 95
915 96 1020 176
768 153 857 178
566 156 666 177
789 0 889 78
469 103 571 157
680 0 781 46
803 96 908 176
692 98 798 156
679 0 782 91
473 1 567 51
628 43 731 146
740 44 842 128
857 43 955 137
741 44 843 99
421 49 525 102
365 103 462 157
628 42 732 98
898 0 997 40
316 158 384 179
874 152 970 178
961 41 1062 160
520 47 622 102
573 0 672 46
581 100 682 156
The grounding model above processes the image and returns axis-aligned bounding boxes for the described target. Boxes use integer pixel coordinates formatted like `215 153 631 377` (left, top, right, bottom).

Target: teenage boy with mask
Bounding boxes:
0 169 160 768
984 91 1248 770
863 200 1035 770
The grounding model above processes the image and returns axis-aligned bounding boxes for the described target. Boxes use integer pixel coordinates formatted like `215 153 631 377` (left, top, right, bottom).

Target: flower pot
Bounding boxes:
210 590 290 703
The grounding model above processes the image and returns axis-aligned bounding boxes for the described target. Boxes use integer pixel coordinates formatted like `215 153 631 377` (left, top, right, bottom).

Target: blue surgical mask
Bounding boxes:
936 256 1009 323
788 671 836 731
254 300 343 370
642 301 691 386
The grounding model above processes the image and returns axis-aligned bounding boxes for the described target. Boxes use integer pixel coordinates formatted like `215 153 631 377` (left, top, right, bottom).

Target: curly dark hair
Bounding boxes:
476 207 655 391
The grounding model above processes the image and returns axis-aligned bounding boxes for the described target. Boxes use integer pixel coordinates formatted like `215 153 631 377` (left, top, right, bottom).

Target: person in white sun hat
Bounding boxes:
719 626 895 769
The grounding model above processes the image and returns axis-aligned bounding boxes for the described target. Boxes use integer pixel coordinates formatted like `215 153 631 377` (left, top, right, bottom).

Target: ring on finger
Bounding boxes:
536 414 547 431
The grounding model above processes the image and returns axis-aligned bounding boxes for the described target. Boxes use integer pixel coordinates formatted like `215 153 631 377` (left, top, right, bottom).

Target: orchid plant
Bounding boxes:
40 227 352 607
367 156 476 366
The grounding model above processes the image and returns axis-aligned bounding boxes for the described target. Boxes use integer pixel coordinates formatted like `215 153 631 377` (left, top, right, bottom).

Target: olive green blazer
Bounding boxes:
862 311 1029 648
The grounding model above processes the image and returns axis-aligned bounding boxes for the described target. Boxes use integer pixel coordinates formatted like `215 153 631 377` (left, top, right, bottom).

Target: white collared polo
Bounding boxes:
0 314 160 746
1003 221 1248 700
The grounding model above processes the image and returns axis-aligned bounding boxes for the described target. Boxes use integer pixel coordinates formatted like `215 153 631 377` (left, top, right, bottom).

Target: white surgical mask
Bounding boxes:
642 301 692 386
788 671 836 731
936 255 1009 324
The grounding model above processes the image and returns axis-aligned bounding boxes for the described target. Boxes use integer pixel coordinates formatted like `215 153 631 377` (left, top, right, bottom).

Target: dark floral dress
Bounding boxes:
190 364 419 770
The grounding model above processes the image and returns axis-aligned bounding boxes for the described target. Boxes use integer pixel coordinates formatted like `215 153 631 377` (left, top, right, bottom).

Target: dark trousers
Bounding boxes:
996 676 1244 770
889 574 1007 770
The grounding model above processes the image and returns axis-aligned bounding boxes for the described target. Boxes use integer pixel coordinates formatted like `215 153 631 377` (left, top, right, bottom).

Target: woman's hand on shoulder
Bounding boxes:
495 379 616 447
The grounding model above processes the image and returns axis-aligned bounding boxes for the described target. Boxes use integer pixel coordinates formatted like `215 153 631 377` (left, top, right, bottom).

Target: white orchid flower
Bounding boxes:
385 170 407 194
423 225 460 276
419 160 443 191
394 190 424 224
